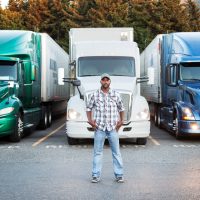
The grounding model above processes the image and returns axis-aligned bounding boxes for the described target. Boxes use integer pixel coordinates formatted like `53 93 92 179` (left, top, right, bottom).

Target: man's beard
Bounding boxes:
101 83 110 89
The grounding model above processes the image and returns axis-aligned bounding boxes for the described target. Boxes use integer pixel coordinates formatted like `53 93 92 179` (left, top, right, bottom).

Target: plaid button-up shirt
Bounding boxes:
86 88 125 131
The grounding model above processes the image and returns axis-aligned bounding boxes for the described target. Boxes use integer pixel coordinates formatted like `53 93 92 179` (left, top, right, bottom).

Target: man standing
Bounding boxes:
86 73 125 183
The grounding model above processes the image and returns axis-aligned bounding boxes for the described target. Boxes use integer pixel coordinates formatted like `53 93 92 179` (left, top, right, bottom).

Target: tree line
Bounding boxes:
0 0 200 52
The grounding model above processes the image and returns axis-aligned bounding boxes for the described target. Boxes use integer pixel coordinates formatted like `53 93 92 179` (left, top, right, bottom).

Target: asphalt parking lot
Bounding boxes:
0 115 200 200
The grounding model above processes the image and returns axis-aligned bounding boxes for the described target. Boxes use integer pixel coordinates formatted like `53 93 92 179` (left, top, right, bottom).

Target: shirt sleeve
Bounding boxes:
86 93 95 112
117 93 125 112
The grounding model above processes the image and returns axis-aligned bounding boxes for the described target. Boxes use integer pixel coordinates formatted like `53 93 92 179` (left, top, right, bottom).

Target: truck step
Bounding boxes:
168 122 176 131
24 124 34 128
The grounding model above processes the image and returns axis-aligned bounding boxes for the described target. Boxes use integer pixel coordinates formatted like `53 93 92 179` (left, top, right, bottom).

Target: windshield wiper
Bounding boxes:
111 74 126 76
80 75 99 77
184 79 200 81
0 82 9 86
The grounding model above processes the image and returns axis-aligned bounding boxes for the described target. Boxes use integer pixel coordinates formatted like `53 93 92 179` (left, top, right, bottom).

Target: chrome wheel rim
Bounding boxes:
175 117 179 136
49 111 52 124
157 111 161 126
44 112 48 126
154 113 157 124
18 117 23 137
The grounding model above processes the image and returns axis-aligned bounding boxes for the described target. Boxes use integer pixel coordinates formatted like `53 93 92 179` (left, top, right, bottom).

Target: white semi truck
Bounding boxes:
59 28 150 145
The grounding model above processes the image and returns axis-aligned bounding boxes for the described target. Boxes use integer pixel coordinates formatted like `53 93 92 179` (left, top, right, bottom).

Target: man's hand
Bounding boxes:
116 120 123 132
88 120 97 130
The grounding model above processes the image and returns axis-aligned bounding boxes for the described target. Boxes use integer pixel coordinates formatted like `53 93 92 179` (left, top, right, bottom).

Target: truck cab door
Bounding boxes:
162 64 178 126
18 62 25 103
166 64 178 103
31 64 40 106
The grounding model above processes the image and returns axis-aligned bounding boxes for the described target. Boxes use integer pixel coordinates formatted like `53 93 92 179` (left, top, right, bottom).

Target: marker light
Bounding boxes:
0 107 14 116
190 122 199 130
182 108 195 120
68 109 81 120
136 108 150 120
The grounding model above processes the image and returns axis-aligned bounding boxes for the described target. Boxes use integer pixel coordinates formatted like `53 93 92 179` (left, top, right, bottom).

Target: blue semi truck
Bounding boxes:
141 32 200 139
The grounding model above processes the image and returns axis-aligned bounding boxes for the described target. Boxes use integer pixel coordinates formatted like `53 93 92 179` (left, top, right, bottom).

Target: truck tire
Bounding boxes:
155 105 162 128
10 114 23 142
136 138 147 145
154 108 158 127
154 104 159 126
39 106 48 129
174 115 182 140
67 135 78 145
47 106 52 127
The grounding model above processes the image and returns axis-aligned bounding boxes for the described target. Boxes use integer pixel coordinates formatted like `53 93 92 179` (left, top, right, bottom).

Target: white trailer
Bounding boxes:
41 33 70 102
69 28 133 62
140 34 163 103
36 33 70 129
40 33 70 121
60 28 150 145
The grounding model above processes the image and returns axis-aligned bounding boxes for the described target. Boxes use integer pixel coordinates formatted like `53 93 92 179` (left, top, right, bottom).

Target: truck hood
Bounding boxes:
180 81 200 99
0 82 9 102
181 81 200 89
79 76 136 93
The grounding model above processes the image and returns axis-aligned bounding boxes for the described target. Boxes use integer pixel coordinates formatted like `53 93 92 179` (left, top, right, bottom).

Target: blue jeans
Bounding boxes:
92 129 123 178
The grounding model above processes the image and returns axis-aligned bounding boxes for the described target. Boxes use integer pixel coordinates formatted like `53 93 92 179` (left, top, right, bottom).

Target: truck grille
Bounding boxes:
86 91 132 123
120 93 132 123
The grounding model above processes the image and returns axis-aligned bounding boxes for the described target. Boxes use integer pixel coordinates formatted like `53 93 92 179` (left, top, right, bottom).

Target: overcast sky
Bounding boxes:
1 0 9 8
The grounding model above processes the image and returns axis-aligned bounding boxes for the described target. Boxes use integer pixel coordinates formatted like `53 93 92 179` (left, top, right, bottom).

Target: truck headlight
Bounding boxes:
136 108 150 120
0 107 14 116
182 107 195 120
68 109 81 120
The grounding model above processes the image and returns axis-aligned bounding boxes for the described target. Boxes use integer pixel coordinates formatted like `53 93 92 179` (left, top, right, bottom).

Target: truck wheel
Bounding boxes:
47 106 52 127
10 114 23 142
67 135 78 145
136 138 147 145
154 104 160 127
39 106 48 129
174 115 182 140
154 109 158 127
157 108 162 128
155 106 162 128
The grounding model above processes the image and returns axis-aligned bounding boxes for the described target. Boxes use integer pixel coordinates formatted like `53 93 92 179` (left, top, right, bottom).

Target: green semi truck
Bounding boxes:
0 30 69 142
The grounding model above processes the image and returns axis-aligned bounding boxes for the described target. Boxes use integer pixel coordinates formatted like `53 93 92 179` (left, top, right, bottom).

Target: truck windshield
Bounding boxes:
180 63 200 81
0 61 17 81
78 56 135 77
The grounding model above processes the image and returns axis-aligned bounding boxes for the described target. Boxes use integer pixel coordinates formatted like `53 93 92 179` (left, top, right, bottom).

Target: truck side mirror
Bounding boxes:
8 81 14 88
72 79 81 86
31 65 36 81
62 77 81 86
147 67 155 85
166 64 177 87
62 78 82 99
58 68 64 85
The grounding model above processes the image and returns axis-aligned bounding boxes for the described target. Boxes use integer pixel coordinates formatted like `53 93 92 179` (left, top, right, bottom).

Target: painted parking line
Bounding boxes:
32 123 65 147
148 135 160 146
173 144 198 148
